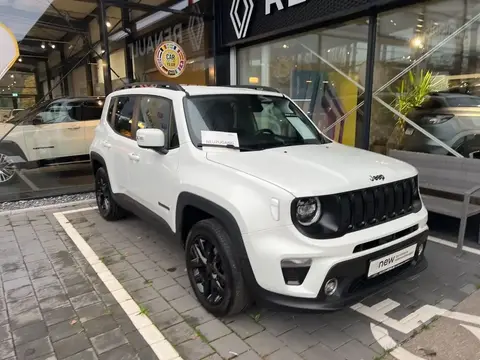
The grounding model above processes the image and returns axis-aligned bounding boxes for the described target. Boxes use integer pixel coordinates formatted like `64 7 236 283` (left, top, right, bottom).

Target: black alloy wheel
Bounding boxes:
96 175 111 215
95 167 126 221
185 219 250 316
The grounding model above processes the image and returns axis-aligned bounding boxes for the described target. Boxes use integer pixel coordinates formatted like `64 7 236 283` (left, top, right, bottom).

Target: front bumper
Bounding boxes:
254 230 428 311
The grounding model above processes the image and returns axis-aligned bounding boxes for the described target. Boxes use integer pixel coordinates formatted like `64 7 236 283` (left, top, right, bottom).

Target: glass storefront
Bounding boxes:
0 0 212 202
235 0 480 159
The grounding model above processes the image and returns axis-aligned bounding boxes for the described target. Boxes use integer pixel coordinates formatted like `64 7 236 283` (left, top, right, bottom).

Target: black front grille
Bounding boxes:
292 176 421 239
338 176 420 234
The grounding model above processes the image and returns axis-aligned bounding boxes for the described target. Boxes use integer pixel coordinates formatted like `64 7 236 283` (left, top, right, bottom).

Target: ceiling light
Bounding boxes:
282 44 288 49
10 74 14 78
41 42 46 49
50 43 55 49
18 58 22 62
106 21 112 28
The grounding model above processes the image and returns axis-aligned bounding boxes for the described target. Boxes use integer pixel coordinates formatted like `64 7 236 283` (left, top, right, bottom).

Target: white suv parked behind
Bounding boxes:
0 97 104 184
90 82 428 316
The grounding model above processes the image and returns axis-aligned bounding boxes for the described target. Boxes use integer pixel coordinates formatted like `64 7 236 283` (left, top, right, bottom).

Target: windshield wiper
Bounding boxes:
196 143 257 151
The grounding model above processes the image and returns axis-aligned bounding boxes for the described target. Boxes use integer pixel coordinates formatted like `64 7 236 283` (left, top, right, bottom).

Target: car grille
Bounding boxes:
337 176 420 234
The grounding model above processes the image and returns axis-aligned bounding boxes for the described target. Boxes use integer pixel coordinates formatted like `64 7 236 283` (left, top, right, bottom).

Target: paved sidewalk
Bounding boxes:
1 204 480 360
0 206 156 360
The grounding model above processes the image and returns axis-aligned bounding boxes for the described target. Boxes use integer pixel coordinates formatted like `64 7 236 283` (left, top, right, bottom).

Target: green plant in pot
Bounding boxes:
387 69 433 150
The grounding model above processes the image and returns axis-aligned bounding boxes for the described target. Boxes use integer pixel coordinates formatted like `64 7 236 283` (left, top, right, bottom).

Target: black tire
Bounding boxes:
95 167 127 221
185 218 250 317
0 150 19 185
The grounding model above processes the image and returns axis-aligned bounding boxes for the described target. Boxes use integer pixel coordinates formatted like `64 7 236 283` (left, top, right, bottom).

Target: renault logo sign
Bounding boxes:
230 0 254 39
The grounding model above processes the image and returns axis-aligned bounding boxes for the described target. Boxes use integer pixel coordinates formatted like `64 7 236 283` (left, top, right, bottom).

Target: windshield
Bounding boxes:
184 94 330 151
5 100 52 124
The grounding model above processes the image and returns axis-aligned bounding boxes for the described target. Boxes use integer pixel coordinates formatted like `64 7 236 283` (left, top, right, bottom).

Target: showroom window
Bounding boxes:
237 19 370 147
369 0 480 158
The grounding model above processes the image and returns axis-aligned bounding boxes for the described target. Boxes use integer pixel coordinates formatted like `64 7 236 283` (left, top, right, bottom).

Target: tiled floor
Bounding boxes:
1 204 480 360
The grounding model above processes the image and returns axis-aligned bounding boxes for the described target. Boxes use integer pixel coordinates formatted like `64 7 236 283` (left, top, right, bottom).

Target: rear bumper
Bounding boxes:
250 230 428 312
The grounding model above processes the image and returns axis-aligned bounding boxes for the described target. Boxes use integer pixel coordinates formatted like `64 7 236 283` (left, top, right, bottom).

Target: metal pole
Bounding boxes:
98 0 113 95
44 61 53 99
60 50 70 96
361 15 377 150
122 4 134 83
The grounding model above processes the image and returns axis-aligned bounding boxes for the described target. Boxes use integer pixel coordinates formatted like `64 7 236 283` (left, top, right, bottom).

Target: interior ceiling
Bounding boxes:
45 0 97 19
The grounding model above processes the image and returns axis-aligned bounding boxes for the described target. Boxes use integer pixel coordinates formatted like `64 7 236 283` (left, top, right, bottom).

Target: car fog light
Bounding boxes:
324 278 338 296
281 258 312 268
418 243 424 256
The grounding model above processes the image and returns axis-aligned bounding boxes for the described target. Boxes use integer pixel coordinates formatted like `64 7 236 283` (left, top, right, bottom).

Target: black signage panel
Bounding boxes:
221 0 405 46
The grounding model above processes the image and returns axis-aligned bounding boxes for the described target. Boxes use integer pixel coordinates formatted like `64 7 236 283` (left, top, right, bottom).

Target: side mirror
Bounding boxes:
136 128 166 152
32 116 43 125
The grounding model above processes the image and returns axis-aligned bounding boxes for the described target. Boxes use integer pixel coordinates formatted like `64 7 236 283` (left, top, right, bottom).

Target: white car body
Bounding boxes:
0 97 103 184
90 84 428 313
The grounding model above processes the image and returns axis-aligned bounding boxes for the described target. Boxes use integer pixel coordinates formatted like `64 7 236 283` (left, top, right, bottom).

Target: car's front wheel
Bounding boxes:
185 218 250 317
0 151 18 185
95 167 127 221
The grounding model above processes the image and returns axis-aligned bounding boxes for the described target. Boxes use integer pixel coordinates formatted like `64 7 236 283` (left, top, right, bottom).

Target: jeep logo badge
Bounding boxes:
370 175 385 181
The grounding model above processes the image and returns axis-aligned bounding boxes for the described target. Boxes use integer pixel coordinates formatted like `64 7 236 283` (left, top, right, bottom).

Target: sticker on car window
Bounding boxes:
285 116 317 140
201 131 240 151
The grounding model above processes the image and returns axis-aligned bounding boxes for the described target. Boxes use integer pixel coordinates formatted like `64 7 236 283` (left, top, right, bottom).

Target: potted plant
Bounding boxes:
387 69 433 150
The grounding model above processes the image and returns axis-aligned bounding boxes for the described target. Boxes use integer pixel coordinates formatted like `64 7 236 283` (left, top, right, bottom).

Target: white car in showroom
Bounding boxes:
0 97 104 184
90 83 428 316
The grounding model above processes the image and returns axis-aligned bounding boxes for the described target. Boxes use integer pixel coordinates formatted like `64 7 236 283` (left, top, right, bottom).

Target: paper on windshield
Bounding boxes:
201 131 239 152
285 115 316 140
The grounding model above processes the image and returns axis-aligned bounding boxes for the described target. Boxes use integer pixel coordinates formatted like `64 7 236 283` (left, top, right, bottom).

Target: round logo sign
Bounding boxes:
154 41 187 78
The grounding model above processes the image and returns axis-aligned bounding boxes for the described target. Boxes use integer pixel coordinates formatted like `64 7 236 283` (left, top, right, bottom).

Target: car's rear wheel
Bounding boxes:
185 218 250 317
0 151 18 185
95 167 127 221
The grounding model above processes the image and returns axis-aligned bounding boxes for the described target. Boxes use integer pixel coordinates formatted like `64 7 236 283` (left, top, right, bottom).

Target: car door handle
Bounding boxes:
128 153 140 162
68 126 81 130
102 140 111 149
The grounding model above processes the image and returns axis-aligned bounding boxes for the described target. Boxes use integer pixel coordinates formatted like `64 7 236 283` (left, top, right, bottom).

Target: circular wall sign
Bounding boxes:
154 41 187 78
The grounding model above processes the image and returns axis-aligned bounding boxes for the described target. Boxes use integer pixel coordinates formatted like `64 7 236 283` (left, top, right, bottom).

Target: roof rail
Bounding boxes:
227 85 281 93
116 82 186 92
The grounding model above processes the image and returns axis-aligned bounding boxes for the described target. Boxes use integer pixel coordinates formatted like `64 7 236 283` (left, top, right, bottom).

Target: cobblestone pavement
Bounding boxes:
1 204 480 360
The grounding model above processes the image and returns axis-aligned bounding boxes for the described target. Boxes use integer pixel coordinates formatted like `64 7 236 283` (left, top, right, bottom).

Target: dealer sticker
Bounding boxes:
368 244 417 278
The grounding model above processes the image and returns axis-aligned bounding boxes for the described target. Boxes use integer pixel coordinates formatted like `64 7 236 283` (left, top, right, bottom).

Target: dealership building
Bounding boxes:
0 0 479 201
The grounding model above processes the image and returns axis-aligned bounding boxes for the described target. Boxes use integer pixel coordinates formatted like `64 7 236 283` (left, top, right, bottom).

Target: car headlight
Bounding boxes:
295 197 322 226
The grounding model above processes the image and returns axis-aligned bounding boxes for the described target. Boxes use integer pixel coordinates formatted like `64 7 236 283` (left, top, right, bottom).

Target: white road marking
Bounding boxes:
461 324 480 342
370 323 424 360
428 236 480 256
0 200 95 217
17 169 39 191
54 209 183 360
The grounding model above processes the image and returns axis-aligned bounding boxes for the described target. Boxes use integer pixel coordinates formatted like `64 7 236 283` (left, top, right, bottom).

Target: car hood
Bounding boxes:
206 143 417 197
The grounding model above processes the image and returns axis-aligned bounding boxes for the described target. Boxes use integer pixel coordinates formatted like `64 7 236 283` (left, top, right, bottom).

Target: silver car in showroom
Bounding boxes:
402 92 480 158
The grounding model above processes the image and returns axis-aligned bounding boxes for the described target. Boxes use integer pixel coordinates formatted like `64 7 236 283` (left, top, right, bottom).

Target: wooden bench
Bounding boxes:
388 150 480 252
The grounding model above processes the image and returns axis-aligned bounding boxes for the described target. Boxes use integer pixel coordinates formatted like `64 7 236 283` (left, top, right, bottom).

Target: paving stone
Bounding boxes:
24 252 48 263
149 308 184 330
301 342 347 360
31 276 62 290
48 319 84 343
257 314 297 337
311 325 352 350
137 347 157 360
83 315 118 338
234 350 262 360
140 297 170 315
245 331 283 357
131 259 157 273
109 313 136 334
125 330 149 352
151 276 177 291
76 302 109 323
176 338 215 360
169 294 199 313
201 354 223 360
16 336 53 360
163 321 197 345
3 276 30 292
182 306 215 327
343 321 380 347
125 253 149 264
66 282 95 298
7 296 38 315
10 308 43 330
197 319 232 341
141 267 167 281
12 321 48 345
131 287 160 303
52 332 91 359
6 284 35 303
43 306 76 326
63 348 98 360
2 268 28 282
36 284 65 302
90 328 129 355
122 278 149 293
0 324 10 342
39 295 70 312
227 315 264 339
116 269 142 283
278 327 318 353
335 339 378 360
0 311 7 326
211 333 250 359
70 291 101 310
159 285 188 301
98 344 139 360
0 339 14 359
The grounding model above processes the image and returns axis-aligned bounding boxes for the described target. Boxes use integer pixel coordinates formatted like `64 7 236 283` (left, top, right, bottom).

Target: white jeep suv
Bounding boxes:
0 97 104 184
90 82 428 316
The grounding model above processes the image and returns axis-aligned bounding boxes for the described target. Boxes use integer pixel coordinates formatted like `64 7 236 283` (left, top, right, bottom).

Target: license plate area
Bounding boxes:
367 244 417 278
